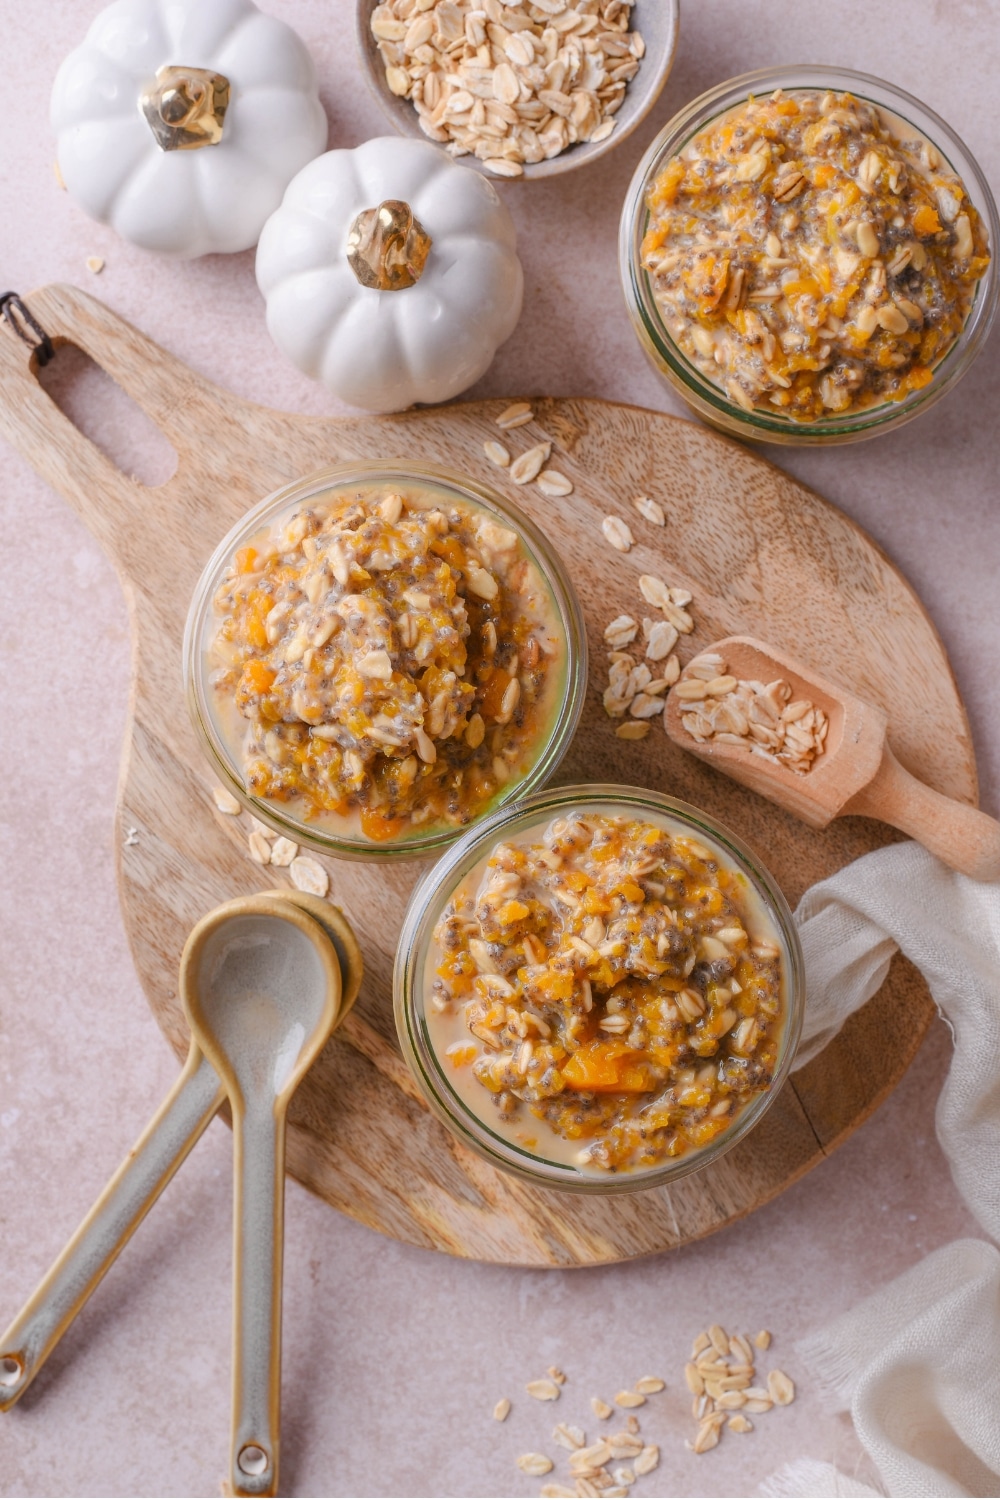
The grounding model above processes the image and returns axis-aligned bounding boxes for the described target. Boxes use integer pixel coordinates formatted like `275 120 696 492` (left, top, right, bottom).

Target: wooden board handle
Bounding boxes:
0 283 266 562
850 744 1000 882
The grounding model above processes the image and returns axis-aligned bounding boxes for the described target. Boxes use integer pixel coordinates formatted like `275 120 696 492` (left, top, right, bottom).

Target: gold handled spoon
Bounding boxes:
663 635 1000 883
181 897 341 1499
0 892 361 1420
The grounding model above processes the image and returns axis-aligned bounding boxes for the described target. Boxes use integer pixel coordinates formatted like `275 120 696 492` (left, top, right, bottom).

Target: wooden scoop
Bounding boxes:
663 635 1000 884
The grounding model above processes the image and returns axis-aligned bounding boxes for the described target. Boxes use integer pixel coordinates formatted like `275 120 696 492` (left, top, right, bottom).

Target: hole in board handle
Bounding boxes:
37 343 178 488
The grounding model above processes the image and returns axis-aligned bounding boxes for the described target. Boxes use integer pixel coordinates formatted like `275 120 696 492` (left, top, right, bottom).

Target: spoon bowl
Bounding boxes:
262 889 364 1021
181 895 342 1498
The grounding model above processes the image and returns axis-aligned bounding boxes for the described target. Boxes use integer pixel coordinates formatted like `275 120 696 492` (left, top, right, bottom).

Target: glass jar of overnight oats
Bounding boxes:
184 463 587 861
394 785 804 1192
620 66 998 444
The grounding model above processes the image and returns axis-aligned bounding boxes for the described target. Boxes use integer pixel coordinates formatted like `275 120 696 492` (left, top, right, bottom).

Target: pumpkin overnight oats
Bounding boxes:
186 466 585 859
640 87 989 420
621 69 998 442
396 787 803 1189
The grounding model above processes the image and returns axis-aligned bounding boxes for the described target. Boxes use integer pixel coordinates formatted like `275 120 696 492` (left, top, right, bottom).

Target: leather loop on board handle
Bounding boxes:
0 283 263 564
22 283 236 450
0 300 132 508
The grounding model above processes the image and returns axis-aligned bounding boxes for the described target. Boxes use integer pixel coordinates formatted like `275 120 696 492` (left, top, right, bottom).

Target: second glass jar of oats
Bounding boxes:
620 65 997 444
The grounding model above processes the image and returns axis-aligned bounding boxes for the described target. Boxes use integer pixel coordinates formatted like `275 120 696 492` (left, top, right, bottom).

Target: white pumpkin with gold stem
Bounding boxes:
255 137 524 412
50 0 327 258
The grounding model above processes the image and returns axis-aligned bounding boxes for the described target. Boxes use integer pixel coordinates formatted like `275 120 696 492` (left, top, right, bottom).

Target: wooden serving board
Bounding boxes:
0 284 977 1267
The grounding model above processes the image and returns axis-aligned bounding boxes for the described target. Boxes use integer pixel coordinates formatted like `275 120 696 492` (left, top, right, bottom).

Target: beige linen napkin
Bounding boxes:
761 841 1000 1498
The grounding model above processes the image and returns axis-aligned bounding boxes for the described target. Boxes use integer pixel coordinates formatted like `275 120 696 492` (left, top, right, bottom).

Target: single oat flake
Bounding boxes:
248 830 272 865
602 516 634 552
537 469 574 497
288 855 329 897
526 1378 561 1402
270 836 298 867
493 1397 511 1422
516 1453 554 1476
212 785 241 815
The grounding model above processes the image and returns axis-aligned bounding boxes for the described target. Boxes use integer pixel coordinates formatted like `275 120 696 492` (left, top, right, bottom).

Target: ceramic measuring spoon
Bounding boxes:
181 898 341 1498
0 892 358 1415
664 635 1000 882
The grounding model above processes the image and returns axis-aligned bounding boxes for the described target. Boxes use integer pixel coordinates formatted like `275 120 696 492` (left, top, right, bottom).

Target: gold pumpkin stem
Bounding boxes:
141 65 231 152
346 201 433 291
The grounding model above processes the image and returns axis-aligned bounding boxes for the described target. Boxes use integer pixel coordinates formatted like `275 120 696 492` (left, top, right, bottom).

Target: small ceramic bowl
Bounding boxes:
620 64 999 444
356 0 679 181
394 784 805 1193
184 461 588 863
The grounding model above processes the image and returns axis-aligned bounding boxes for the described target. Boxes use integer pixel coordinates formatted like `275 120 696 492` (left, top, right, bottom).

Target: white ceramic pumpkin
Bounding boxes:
255 137 524 412
50 0 327 259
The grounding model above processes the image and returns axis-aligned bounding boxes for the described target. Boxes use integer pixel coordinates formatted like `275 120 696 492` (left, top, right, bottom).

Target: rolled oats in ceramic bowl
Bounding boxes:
357 0 679 180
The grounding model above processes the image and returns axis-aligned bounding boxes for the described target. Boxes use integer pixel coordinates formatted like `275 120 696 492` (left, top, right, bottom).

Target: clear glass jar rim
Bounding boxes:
619 64 1000 439
394 782 806 1194
182 460 589 861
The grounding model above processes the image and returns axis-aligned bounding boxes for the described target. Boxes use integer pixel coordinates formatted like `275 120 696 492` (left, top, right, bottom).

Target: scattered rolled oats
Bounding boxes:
638 573 671 609
628 693 665 719
510 442 553 484
633 496 666 526
615 721 649 740
690 1418 721 1454
270 836 298 867
527 1378 562 1402
288 855 329 897
496 402 533 429
517 1453 554 1476
601 516 634 552
484 440 511 467
754 1330 772 1350
681 1325 796 1453
643 619 678 661
494 1397 511 1421
603 615 639 649
370 0 644 172
247 830 272 865
634 1377 665 1395
613 1390 645 1409
553 1423 586 1451
540 1487 576 1499
590 1398 613 1420
634 1445 659 1475
537 469 574 496
570 1440 612 1470
85 255 105 274
548 1367 567 1385
708 1325 730 1356
212 785 242 815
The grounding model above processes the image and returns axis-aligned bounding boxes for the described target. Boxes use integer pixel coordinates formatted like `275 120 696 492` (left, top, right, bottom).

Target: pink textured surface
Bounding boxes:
1 1 997 1495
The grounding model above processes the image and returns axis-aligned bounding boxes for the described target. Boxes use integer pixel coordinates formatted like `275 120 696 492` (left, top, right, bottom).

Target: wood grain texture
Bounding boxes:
0 283 977 1266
